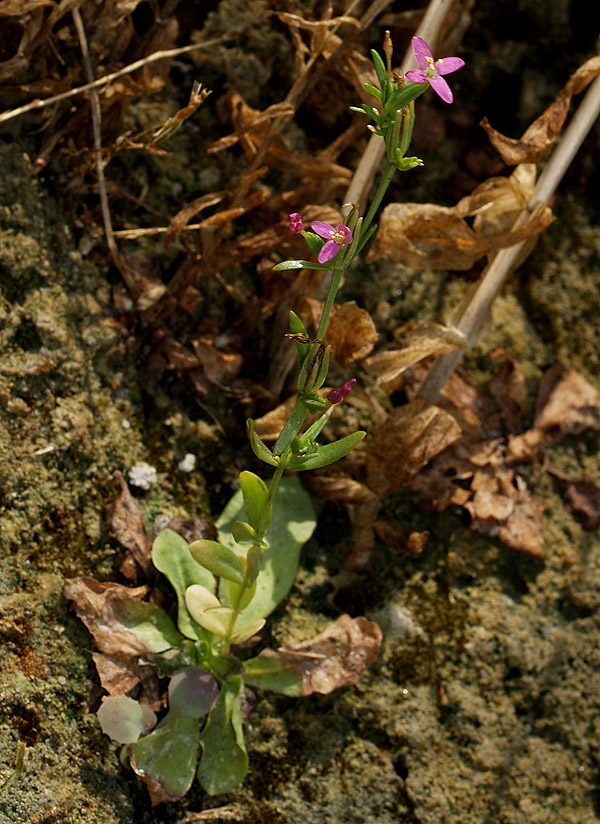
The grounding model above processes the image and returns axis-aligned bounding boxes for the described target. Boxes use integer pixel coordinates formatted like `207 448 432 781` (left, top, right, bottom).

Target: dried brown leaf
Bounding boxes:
481 56 600 165
488 353 527 433
267 614 381 696
325 301 378 368
364 322 466 389
367 203 485 270
373 521 429 554
547 466 600 530
63 577 152 658
104 471 152 579
366 398 462 496
191 340 243 386
534 363 600 442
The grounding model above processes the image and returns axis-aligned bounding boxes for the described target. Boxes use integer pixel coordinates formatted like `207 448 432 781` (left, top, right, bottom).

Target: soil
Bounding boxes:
1 1 600 823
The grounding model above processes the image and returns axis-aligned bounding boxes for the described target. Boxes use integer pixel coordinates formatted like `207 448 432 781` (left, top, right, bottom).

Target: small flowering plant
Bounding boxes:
85 32 464 805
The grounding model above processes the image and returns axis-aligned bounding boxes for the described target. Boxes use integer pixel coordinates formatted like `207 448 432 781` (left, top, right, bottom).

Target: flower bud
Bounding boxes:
289 212 303 233
327 378 356 405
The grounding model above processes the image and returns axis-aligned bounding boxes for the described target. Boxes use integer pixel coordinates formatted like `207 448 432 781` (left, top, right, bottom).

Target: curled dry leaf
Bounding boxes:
364 322 466 392
265 614 381 696
104 471 152 579
534 363 600 442
366 164 554 270
481 56 600 165
373 521 429 554
303 475 381 570
366 398 462 497
63 578 164 698
324 301 378 368
547 467 600 531
488 352 527 434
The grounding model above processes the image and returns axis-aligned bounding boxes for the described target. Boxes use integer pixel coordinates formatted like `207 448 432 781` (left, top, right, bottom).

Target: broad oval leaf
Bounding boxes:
112 599 184 652
228 618 265 645
197 675 247 795
242 653 300 697
130 716 199 805
217 477 316 623
97 695 156 744
189 540 245 584
166 667 219 720
152 529 215 642
285 431 366 471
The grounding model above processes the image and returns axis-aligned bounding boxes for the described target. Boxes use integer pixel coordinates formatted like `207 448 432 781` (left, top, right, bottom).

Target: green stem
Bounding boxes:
316 267 344 341
360 162 396 241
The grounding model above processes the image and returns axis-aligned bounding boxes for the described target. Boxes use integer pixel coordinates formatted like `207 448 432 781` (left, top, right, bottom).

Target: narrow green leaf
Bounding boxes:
239 471 269 531
152 529 215 642
217 477 316 622
247 419 279 467
363 82 382 100
272 259 333 271
285 431 366 471
370 48 387 88
289 310 310 365
197 676 248 795
273 397 307 456
189 540 245 584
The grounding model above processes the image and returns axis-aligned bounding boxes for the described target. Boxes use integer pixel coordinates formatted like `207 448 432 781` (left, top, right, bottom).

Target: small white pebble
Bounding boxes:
128 462 158 490
121 419 131 430
178 453 196 473
57 676 67 685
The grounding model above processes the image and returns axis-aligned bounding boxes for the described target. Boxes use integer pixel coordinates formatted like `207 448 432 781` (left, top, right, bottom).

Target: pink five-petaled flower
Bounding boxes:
311 221 353 264
289 212 304 233
405 37 465 104
327 378 356 405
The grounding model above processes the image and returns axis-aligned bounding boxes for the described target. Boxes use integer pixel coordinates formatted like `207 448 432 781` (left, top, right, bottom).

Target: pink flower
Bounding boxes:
289 212 304 233
405 37 465 104
327 378 356 405
311 221 353 263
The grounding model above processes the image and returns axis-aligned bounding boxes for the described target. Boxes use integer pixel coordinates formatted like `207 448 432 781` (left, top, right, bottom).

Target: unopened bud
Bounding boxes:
327 378 356 405
383 31 393 75
289 212 303 233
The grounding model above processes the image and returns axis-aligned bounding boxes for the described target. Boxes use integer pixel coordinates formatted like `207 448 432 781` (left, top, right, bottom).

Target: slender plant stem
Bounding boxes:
360 163 396 240
316 267 345 341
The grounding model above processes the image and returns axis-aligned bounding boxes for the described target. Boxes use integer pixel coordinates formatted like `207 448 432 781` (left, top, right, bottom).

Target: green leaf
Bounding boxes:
189 540 245 584
197 675 248 795
228 577 257 611
273 397 307 456
247 419 279 466
301 230 325 257
165 667 219 721
113 598 185 652
272 259 333 271
217 477 316 622
231 520 260 544
370 48 387 88
130 717 199 802
288 310 311 365
285 431 366 471
97 696 156 744
242 653 301 697
350 104 381 125
304 394 329 414
363 82 382 100
239 471 269 531
152 529 215 642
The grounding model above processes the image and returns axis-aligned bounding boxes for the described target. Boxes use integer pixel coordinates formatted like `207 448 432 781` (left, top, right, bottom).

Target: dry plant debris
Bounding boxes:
253 615 382 696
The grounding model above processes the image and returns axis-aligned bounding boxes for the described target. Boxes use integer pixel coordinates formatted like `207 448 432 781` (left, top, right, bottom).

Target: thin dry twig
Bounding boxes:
417 73 600 403
0 37 230 127
72 8 139 302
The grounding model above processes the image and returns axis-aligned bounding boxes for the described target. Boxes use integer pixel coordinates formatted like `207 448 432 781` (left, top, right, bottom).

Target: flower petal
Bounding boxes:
288 212 303 232
405 69 428 84
411 37 433 70
311 221 335 239
318 240 340 263
337 225 353 244
429 75 453 104
435 57 465 76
